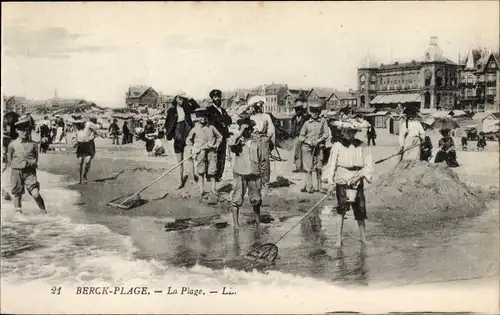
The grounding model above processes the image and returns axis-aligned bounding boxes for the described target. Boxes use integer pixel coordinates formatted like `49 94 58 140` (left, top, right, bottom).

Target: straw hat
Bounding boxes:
236 118 256 132
236 105 252 117
332 118 370 131
248 96 266 106
308 103 323 110
15 116 31 128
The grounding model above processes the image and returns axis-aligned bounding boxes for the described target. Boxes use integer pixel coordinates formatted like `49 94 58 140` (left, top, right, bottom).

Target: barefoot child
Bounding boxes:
299 103 330 193
186 108 223 198
322 118 373 248
228 118 263 228
6 116 47 214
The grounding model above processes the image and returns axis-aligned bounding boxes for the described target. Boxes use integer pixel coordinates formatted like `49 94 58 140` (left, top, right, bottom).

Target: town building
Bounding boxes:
330 90 358 110
458 49 500 111
358 36 461 111
306 87 336 110
125 86 160 108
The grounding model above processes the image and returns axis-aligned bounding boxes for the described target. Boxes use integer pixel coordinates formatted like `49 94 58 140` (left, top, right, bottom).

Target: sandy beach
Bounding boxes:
2 130 499 314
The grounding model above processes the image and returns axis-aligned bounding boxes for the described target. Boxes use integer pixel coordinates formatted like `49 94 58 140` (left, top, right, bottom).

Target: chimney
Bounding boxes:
430 36 438 46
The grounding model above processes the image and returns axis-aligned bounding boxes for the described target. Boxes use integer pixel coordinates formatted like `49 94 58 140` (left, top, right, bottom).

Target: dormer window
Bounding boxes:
426 52 431 61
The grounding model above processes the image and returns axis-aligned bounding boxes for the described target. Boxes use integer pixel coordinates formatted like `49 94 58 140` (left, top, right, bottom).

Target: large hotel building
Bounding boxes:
357 37 465 112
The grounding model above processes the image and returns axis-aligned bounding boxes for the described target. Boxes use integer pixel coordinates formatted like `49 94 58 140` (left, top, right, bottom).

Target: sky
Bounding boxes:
2 2 499 108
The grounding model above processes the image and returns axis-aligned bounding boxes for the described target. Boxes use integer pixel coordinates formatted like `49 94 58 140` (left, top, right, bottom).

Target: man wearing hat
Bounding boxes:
228 118 263 227
248 96 275 184
290 101 310 173
322 118 373 248
186 107 223 198
5 116 47 214
399 104 425 161
206 89 232 182
298 103 330 193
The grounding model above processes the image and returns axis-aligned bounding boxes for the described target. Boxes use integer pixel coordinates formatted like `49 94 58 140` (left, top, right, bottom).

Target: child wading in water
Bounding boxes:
228 118 263 228
186 108 223 198
322 118 373 248
72 116 101 184
6 116 47 214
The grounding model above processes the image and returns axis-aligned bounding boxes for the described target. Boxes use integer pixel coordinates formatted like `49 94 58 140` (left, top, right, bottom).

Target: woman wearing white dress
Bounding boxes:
398 105 425 161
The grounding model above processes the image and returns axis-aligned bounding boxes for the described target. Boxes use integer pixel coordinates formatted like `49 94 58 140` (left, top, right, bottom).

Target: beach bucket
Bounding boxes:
346 188 357 203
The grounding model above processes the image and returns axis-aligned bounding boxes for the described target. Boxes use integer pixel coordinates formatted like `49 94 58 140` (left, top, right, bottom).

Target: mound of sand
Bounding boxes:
366 160 486 234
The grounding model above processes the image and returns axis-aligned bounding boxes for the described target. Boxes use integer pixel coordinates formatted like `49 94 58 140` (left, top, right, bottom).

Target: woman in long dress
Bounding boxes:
398 105 425 161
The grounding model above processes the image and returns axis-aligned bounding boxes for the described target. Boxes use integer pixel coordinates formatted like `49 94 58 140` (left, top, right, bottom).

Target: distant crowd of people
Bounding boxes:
2 90 494 245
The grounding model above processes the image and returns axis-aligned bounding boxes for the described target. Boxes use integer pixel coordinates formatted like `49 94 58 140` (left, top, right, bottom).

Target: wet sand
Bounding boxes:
24 134 499 285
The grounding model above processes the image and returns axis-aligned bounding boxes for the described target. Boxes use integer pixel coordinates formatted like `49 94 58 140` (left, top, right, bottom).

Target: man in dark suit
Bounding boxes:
205 89 232 182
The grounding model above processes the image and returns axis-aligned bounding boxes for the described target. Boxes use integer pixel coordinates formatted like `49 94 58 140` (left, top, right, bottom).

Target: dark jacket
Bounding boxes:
205 105 232 139
164 104 198 141
291 113 310 138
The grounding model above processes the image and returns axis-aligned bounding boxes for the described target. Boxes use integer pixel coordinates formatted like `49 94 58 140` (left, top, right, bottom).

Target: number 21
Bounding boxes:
51 286 62 295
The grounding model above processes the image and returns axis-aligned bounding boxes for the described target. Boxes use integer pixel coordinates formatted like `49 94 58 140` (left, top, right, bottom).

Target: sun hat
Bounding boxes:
236 118 256 132
332 118 370 131
236 105 252 117
309 103 323 110
14 115 31 128
248 96 266 107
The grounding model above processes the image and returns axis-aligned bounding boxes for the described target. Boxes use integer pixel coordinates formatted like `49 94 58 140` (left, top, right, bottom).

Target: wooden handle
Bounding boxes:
118 150 200 205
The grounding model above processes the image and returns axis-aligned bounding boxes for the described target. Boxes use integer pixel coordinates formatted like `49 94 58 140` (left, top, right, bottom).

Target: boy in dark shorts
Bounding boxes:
6 116 47 214
228 118 263 228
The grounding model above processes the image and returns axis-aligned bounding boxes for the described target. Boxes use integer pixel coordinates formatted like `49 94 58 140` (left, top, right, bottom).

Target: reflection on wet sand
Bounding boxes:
334 246 369 286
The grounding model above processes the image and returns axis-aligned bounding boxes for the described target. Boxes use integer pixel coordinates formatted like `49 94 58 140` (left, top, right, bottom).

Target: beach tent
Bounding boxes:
481 112 500 133
448 110 467 118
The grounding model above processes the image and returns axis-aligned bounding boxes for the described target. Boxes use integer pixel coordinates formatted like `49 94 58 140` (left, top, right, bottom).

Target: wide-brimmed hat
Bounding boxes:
209 89 222 99
194 107 208 116
308 103 323 111
71 115 86 124
15 116 31 129
145 133 158 139
248 96 266 107
332 118 370 131
291 102 305 109
403 105 420 117
236 118 256 131
236 105 252 117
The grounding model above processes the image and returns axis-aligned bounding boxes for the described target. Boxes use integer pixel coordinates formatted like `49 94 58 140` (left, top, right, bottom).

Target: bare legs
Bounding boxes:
335 213 370 248
79 156 93 184
232 206 240 228
335 214 345 248
13 188 46 214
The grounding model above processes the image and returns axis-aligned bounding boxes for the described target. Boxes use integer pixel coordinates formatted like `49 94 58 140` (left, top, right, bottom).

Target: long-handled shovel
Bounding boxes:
244 145 421 263
107 148 202 210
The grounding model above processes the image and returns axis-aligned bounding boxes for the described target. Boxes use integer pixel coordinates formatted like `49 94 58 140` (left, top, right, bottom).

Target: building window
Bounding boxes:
487 74 496 82
487 87 496 96
466 75 473 84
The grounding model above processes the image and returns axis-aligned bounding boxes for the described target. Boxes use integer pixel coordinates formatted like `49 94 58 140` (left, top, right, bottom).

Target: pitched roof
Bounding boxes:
127 85 152 98
309 87 336 99
333 90 357 99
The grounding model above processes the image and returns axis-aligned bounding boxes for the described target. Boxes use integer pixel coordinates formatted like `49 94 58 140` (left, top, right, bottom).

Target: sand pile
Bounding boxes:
366 160 486 234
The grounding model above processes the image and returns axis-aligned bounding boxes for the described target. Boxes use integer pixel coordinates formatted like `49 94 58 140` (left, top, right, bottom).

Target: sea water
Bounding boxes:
1 171 498 314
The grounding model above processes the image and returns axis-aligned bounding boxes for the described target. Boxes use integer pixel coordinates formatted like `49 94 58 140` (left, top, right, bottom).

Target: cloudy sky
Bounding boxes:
2 2 498 107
